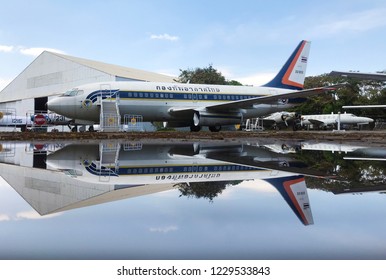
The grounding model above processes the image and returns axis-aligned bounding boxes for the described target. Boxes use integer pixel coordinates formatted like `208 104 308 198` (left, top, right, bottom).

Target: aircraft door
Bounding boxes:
100 84 112 101
192 93 198 103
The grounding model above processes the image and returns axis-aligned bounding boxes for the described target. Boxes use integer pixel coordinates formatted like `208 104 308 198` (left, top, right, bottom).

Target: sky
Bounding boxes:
2 175 386 260
1 0 386 90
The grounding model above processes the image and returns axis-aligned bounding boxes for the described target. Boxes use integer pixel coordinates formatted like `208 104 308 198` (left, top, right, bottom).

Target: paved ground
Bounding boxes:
1 130 385 144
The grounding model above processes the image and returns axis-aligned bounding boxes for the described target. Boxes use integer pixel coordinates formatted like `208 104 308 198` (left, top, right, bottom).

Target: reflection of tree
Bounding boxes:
295 149 386 193
175 181 242 202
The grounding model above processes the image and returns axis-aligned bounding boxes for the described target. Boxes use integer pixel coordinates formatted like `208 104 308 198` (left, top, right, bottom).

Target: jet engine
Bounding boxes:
192 111 242 132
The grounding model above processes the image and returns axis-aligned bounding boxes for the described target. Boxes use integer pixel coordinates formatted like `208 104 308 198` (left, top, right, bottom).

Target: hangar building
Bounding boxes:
0 51 175 128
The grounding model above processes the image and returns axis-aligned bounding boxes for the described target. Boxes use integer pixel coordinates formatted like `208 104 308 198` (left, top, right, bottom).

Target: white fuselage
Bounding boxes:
301 113 373 127
45 142 298 185
0 115 32 127
47 81 298 126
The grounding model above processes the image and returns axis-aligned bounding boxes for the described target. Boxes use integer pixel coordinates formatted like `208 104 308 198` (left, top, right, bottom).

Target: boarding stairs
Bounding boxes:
98 142 121 182
99 85 121 132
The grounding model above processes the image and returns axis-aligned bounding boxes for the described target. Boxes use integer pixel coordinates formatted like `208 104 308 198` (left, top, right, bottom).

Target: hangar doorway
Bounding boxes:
33 96 48 131
35 96 48 113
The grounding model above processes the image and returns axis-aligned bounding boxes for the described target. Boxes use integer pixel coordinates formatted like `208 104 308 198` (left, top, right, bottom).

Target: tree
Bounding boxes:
176 64 242 85
176 180 242 202
295 74 386 117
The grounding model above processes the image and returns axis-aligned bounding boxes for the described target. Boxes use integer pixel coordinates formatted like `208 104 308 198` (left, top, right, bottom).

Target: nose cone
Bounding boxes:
47 96 77 118
47 97 63 114
360 117 374 123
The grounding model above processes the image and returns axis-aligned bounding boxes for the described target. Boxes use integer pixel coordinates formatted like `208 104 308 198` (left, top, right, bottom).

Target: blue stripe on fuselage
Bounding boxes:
85 90 286 103
85 163 264 177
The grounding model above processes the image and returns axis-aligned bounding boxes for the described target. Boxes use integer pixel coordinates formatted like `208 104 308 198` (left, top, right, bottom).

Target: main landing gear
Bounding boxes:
189 125 222 132
190 125 201 132
209 125 221 132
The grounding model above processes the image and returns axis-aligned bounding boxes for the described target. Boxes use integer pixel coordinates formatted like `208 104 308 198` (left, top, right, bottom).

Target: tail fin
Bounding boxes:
263 40 310 90
265 175 314 226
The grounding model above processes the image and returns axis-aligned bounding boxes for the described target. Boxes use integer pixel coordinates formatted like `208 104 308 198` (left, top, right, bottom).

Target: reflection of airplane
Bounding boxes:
0 141 315 225
258 139 386 162
330 70 386 81
300 112 373 129
47 40 341 132
295 141 386 161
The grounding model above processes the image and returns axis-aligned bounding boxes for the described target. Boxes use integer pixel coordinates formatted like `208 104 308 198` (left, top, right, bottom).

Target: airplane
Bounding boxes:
47 40 342 132
0 112 32 131
299 112 373 130
330 70 386 81
250 111 373 130
0 111 72 131
300 141 386 161
330 71 386 110
257 111 301 130
342 105 386 109
0 140 316 225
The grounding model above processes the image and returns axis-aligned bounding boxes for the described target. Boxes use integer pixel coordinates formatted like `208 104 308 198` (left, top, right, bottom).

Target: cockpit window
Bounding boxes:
63 89 83 96
63 89 78 96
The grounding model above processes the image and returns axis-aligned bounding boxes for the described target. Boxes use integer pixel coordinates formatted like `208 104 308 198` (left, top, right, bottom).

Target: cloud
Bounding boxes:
149 225 178 233
19 47 66 57
308 8 386 37
237 180 277 193
15 210 61 220
0 45 14 53
0 78 12 91
0 210 61 222
234 72 275 86
0 45 66 57
150 33 179 41
0 214 10 222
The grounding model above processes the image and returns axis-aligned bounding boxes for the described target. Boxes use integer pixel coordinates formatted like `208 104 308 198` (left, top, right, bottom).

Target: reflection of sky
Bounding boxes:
1 176 386 260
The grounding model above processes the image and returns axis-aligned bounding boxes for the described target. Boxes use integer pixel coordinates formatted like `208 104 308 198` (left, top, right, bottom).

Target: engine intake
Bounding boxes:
193 111 242 126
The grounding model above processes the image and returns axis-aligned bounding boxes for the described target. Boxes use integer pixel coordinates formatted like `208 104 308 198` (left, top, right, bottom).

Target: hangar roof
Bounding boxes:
0 51 176 103
51 52 176 82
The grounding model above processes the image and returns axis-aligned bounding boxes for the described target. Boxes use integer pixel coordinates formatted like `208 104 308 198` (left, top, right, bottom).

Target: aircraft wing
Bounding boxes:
330 71 386 81
343 105 386 109
202 151 333 178
306 119 325 126
206 84 341 112
169 84 343 115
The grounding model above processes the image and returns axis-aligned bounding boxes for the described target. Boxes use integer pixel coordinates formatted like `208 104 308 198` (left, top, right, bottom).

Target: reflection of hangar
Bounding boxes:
0 51 175 129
